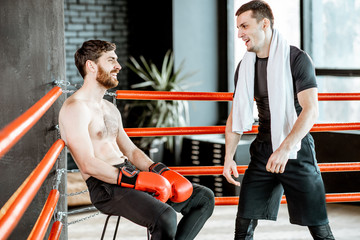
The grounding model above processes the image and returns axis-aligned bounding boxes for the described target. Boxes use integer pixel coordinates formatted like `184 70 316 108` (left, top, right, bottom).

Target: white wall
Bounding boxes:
173 0 218 126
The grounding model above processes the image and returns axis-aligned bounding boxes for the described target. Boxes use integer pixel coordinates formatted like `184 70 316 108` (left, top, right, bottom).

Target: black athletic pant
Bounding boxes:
234 217 335 240
86 177 215 240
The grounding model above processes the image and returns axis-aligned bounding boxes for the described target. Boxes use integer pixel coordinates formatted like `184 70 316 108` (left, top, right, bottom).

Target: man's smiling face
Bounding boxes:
236 10 267 54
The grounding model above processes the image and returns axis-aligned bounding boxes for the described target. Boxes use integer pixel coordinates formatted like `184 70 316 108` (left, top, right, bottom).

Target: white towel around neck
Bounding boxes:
232 29 300 159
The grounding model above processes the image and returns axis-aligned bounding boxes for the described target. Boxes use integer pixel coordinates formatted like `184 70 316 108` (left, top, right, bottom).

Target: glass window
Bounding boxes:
317 76 360 123
304 0 360 123
305 0 360 69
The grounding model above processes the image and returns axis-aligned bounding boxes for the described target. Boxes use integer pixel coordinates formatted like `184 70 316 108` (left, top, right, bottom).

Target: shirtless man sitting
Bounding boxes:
58 40 214 240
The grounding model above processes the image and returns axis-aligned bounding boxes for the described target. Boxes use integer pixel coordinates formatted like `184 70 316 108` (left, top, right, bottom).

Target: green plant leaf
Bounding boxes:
150 63 163 88
162 51 174 84
126 62 153 83
139 56 157 82
161 50 171 77
131 81 154 89
125 50 196 151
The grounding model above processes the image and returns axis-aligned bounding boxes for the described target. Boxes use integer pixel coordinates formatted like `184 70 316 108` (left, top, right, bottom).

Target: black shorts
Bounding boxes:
237 133 329 226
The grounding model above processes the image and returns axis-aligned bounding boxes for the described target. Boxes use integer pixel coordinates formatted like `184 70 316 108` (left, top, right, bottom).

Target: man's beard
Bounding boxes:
96 65 119 89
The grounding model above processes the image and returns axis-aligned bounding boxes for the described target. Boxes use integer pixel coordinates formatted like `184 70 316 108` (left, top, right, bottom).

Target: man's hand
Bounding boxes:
266 88 319 174
266 148 290 174
223 159 240 186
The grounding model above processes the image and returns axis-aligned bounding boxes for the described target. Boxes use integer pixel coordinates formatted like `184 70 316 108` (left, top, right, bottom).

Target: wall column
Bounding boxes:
0 0 66 239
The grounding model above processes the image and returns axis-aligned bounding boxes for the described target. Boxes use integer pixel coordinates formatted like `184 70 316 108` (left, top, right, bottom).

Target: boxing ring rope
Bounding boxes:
123 123 360 137
170 163 360 176
214 193 360 206
0 86 64 239
1 86 359 239
116 90 360 101
0 139 64 240
28 189 60 239
117 90 360 136
0 86 63 159
48 220 63 240
117 90 360 205
169 165 360 205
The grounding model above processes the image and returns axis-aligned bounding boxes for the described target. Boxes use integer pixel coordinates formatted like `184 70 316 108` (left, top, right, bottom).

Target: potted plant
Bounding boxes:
125 50 195 163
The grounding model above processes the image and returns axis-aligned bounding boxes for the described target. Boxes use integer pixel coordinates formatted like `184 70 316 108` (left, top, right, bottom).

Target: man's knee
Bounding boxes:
195 185 215 216
152 207 177 239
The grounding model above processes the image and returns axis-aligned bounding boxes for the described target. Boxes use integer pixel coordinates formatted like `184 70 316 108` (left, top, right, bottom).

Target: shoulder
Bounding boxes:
101 99 122 122
59 96 92 126
289 46 317 93
290 45 304 57
60 96 90 116
290 45 314 69
102 98 116 109
101 99 120 114
58 97 93 145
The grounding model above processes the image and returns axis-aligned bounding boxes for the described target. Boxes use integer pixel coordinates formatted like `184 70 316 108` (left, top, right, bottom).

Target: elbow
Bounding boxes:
81 166 91 176
80 164 91 175
314 109 319 122
310 105 319 124
225 114 233 133
78 159 96 176
301 105 318 125
313 104 319 121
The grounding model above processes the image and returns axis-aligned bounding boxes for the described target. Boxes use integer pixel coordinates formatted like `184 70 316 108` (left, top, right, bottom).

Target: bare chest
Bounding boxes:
89 105 119 139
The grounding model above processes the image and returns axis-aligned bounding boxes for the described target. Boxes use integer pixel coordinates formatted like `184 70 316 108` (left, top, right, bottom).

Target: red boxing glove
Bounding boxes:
149 162 193 203
117 166 171 203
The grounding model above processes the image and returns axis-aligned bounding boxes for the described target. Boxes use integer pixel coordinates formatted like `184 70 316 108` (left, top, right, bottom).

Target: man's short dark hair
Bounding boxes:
74 40 116 78
235 0 274 29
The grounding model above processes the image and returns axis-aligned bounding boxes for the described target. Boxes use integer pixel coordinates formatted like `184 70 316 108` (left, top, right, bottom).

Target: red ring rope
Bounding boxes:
0 86 63 159
116 90 360 101
169 163 360 176
124 123 360 137
215 193 360 205
1 87 358 239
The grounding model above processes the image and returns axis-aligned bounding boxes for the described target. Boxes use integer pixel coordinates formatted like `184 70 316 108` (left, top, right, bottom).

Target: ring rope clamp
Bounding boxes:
105 91 117 105
53 80 77 94
105 91 117 97
54 80 70 87
53 168 66 190
56 206 100 226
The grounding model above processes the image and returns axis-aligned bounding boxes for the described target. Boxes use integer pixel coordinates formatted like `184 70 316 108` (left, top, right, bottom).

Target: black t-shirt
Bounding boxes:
234 46 317 134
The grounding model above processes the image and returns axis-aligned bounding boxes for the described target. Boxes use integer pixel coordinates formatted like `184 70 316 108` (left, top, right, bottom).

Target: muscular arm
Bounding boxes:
59 101 119 183
266 87 319 173
223 104 242 186
114 109 153 171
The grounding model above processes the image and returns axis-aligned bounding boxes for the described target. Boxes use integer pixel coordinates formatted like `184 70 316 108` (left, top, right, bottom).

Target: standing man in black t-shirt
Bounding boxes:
222 1 335 239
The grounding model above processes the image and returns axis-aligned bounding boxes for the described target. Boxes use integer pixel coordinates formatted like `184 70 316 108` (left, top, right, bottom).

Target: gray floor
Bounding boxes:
68 203 360 240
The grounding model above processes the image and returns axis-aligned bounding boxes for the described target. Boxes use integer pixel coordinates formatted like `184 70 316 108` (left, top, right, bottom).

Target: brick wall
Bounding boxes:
64 0 128 89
